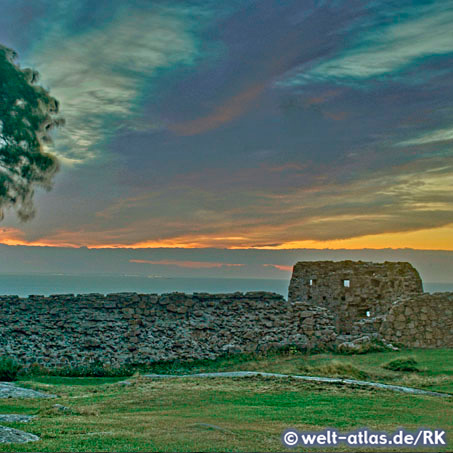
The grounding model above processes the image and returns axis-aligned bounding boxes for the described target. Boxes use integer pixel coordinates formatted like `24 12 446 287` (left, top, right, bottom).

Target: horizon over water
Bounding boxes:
0 273 452 298
0 274 291 297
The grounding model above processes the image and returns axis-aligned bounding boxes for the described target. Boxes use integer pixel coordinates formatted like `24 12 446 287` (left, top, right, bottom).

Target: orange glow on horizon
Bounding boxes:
246 224 453 251
1 223 453 251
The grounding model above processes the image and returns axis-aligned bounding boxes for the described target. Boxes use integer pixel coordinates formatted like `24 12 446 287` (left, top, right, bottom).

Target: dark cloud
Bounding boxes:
1 0 453 249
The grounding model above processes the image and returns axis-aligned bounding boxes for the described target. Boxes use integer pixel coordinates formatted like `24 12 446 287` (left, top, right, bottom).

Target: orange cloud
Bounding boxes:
263 264 293 271
3 224 453 252
169 83 265 136
324 110 349 121
129 259 244 269
0 228 79 248
236 223 453 251
0 228 26 245
305 89 341 106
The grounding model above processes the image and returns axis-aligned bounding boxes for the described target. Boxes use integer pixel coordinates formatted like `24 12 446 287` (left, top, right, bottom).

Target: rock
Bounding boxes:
0 425 39 443
221 344 242 354
83 338 100 348
52 404 72 413
337 341 361 353
167 304 188 313
351 335 370 345
0 414 35 423
0 383 56 399
299 310 313 318
378 339 398 350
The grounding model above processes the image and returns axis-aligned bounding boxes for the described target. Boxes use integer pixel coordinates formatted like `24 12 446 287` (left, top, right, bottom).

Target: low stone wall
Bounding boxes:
0 292 336 367
380 293 453 348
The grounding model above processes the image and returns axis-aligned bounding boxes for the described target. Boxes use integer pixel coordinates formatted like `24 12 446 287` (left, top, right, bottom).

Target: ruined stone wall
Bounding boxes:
380 293 453 348
0 292 336 367
288 261 423 333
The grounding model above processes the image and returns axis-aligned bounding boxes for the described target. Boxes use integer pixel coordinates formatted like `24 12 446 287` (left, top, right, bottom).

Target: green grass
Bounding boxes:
127 347 453 394
0 348 452 452
382 357 419 372
27 376 127 386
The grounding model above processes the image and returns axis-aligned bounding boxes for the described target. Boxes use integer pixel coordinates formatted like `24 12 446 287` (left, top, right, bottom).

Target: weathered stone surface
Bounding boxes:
288 260 452 348
52 404 72 414
288 261 423 333
380 293 453 348
0 383 56 399
0 414 35 423
0 425 39 443
337 341 361 353
337 335 387 353
0 292 335 367
0 260 450 365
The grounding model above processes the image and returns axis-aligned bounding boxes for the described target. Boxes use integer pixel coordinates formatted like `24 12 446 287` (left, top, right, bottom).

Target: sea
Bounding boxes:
0 274 452 298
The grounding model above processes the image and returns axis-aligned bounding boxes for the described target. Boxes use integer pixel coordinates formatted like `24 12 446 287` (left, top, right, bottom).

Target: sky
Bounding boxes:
1 245 453 284
1 0 453 265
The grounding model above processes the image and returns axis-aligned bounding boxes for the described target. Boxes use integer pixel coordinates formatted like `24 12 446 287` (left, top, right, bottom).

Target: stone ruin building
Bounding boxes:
0 260 451 367
288 261 423 333
288 260 452 348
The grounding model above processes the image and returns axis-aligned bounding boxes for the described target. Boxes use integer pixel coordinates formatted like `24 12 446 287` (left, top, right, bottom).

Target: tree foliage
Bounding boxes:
0 44 63 221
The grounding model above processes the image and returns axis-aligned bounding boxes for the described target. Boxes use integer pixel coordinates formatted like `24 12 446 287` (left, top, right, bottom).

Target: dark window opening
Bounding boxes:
309 279 317 286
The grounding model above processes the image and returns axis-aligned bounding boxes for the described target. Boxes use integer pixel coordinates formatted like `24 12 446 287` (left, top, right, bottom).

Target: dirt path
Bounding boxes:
144 371 451 397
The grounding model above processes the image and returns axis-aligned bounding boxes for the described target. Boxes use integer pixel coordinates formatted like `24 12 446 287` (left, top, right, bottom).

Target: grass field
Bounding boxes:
0 348 452 452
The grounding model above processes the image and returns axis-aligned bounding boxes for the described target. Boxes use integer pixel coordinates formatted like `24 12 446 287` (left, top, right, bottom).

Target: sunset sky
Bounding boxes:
1 0 453 252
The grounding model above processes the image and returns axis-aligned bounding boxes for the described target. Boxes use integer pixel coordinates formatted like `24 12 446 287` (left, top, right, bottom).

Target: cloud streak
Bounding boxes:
397 126 453 146
170 83 266 136
2 0 453 252
6 157 452 249
29 4 202 164
281 1 453 86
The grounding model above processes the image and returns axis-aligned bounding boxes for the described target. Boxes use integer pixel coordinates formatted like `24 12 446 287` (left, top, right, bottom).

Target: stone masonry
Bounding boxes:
1 260 451 367
288 261 423 333
0 292 336 367
380 292 453 348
